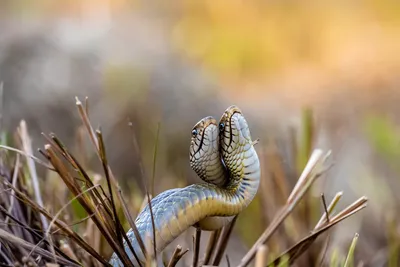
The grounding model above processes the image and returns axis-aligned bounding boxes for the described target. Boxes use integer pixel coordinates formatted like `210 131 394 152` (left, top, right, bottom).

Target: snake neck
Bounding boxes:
189 128 229 187
223 143 261 208
194 157 228 187
221 137 260 208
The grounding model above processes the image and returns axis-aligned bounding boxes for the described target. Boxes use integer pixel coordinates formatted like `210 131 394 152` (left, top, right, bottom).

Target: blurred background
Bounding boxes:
1 0 400 266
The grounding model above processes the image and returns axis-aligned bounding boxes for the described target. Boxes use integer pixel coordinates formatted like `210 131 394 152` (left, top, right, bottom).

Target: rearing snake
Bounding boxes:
109 105 261 266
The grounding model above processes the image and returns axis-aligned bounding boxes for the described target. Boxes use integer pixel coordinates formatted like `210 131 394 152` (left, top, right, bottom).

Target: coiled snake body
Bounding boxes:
109 105 261 266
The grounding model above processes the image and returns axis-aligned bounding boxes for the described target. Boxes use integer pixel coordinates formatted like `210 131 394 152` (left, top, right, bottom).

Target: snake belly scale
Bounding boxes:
109 105 261 266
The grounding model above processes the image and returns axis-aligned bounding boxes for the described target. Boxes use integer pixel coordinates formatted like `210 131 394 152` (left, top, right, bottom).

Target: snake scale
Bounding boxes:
109 105 261 266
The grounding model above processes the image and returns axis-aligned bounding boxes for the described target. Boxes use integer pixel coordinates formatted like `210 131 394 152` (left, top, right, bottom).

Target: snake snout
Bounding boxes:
225 105 242 114
223 105 252 142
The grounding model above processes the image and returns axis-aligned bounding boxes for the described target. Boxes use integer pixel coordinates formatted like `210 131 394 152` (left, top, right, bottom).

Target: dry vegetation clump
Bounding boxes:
0 97 367 267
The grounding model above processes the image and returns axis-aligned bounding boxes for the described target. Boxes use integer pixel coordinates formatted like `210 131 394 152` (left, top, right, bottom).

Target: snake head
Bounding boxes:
189 116 218 158
189 116 227 185
219 105 255 186
219 105 252 153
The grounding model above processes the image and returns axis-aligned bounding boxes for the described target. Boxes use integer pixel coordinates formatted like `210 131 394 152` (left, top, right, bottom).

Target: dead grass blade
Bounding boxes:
1 175 110 265
75 97 146 265
75 97 98 150
268 197 367 266
255 245 268 267
146 190 157 262
226 254 231 267
17 121 49 231
192 227 201 267
128 119 147 192
343 233 359 267
5 153 20 226
0 145 55 170
203 229 222 265
238 149 331 267
117 186 147 258
167 245 189 267
96 130 122 245
0 204 74 264
44 136 138 266
212 215 239 265
43 184 103 264
151 122 161 197
0 228 79 266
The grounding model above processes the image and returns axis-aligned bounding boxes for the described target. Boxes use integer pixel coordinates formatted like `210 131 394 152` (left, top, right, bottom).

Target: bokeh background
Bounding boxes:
1 1 400 266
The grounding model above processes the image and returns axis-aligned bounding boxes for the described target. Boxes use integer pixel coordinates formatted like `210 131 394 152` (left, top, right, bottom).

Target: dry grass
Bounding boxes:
0 97 368 267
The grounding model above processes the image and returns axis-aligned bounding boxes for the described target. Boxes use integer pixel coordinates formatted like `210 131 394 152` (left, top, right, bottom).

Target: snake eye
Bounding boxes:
191 129 198 137
219 122 225 131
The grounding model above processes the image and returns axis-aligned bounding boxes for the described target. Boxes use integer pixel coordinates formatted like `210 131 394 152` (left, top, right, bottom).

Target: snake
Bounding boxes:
109 105 261 266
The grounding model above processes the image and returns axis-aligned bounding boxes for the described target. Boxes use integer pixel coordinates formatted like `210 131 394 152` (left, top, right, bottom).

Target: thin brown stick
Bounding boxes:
0 82 3 133
212 215 238 265
268 198 367 266
287 149 325 204
255 245 268 267
192 228 201 267
96 130 122 243
47 134 114 222
5 154 20 226
85 96 90 119
0 204 75 262
321 193 330 224
128 119 147 192
0 145 55 170
226 254 231 267
167 245 189 267
18 121 49 230
146 190 157 261
325 197 368 226
145 234 155 267
151 122 161 197
43 184 102 263
85 176 101 255
118 187 147 258
238 149 330 267
75 97 145 265
59 240 79 263
2 176 111 265
316 193 335 266
0 226 79 266
75 97 98 150
2 154 21 242
315 192 342 229
43 145 117 265
0 205 74 264
203 229 222 265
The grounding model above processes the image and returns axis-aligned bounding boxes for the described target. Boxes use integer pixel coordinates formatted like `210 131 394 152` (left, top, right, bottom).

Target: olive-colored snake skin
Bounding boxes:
109 105 261 266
